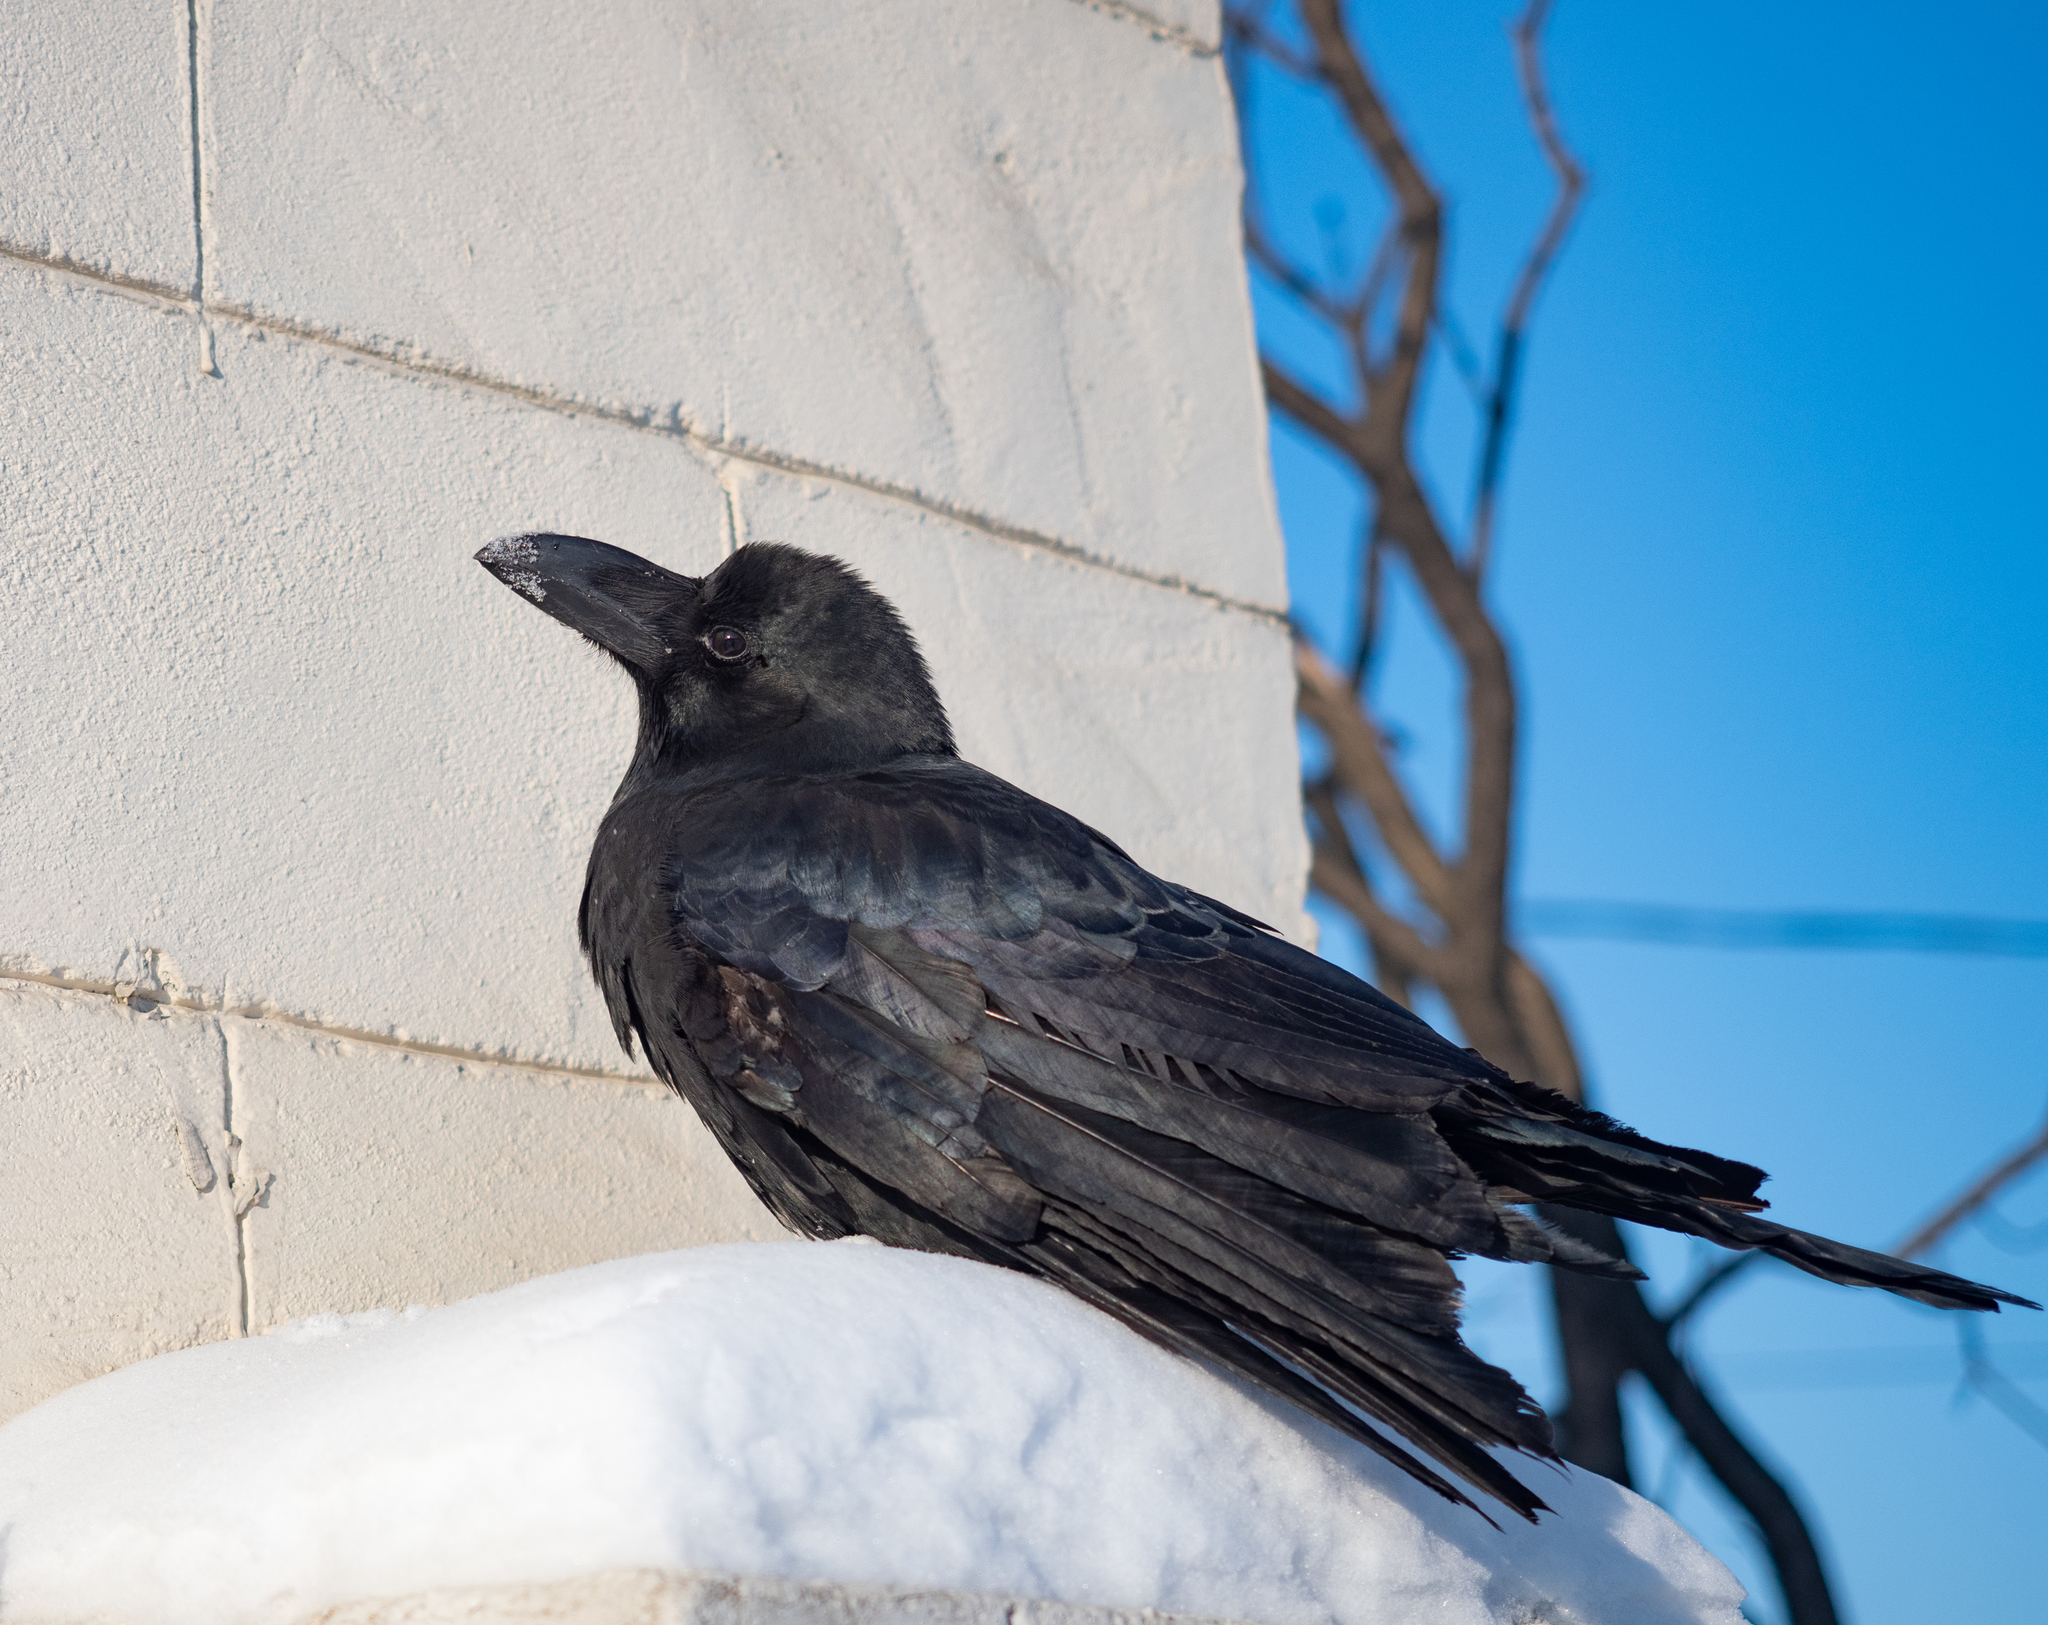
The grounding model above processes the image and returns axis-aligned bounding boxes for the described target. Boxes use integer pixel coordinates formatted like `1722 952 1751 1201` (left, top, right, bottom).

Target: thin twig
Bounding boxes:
1295 640 1457 914
1351 217 1408 380
1263 358 1362 459
1295 0 1441 427
1245 217 1361 332
1303 779 1442 993
1957 1317 2048 1452
1227 10 1323 79
1896 1106 2048 1261
1663 1249 1764 1332
1435 305 1489 399
1468 0 1587 582
1350 526 1385 686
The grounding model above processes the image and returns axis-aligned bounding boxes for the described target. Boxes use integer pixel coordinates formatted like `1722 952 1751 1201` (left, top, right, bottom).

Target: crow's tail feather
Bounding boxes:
1437 1081 2036 1315
1635 1200 2037 1312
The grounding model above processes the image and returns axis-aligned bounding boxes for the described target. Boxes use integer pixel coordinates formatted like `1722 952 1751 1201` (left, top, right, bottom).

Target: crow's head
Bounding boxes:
476 534 954 774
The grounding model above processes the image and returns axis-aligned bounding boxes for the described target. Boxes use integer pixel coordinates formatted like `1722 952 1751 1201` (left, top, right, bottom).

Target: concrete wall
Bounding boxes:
0 0 1301 1420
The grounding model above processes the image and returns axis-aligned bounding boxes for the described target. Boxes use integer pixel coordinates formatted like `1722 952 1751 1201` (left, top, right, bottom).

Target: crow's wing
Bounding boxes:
602 759 1586 1514
660 756 1490 1104
653 759 1742 1247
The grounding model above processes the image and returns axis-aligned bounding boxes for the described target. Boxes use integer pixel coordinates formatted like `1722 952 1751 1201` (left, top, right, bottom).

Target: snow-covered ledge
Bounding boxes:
299 1569 1249 1625
0 1247 1745 1625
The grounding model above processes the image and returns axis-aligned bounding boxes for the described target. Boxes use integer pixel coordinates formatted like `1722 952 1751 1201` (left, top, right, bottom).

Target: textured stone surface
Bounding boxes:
0 0 195 290
229 1018 782 1333
0 975 784 1420
0 269 723 1072
198 0 1280 604
0 981 241 1417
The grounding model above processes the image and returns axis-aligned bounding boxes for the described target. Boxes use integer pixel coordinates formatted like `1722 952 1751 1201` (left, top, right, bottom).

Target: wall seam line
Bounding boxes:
183 0 203 300
0 969 660 1091
184 0 217 377
0 242 1291 629
1064 0 1220 56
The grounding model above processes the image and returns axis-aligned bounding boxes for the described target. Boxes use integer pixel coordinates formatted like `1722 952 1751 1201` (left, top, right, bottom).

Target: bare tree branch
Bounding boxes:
1225 8 1322 80
1228 6 1849 1619
1303 779 1443 997
1294 640 1455 914
1662 1249 1763 1332
1294 0 1440 426
1506 947 1584 1100
1896 1105 2048 1261
1368 465 1519 959
1350 526 1386 686
1253 0 1522 969
1469 0 1588 582
1263 358 1362 461
1627 1284 1841 1625
1505 0 1588 334
1245 216 1361 333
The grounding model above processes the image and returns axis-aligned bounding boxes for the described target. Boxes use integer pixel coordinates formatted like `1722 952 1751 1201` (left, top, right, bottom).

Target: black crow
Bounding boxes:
476 533 2031 1521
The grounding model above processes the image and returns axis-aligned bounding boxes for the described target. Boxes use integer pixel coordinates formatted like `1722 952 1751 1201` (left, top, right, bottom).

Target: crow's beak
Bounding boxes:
475 533 696 671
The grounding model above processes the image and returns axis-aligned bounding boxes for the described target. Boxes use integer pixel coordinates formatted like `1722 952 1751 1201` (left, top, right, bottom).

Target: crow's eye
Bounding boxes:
705 626 749 662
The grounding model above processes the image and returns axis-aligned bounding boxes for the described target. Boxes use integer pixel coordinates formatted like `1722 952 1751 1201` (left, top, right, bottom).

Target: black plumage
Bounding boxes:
476 533 2033 1522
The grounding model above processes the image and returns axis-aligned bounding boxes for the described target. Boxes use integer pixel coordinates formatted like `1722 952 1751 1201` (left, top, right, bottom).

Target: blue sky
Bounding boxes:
1234 3 2047 1620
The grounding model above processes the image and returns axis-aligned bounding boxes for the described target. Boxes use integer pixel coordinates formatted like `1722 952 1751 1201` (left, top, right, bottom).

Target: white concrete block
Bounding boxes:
225 1018 782 1331
199 0 1283 607
0 265 728 1072
0 0 195 291
0 980 241 1419
729 466 1311 936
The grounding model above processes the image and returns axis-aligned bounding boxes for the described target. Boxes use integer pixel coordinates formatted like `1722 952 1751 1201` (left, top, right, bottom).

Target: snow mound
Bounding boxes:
0 1242 1744 1625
